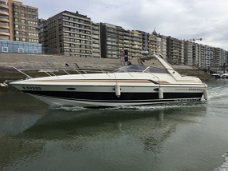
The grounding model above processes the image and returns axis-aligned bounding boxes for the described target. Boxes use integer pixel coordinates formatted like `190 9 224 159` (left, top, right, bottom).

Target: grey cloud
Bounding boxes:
21 0 228 49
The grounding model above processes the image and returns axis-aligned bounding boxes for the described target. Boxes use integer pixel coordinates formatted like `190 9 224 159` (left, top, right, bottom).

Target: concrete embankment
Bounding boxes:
0 53 125 82
0 53 212 82
173 65 212 81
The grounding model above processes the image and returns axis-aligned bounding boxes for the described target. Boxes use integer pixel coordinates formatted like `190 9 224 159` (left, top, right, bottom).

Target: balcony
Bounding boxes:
0 32 10 36
0 17 9 22
0 10 9 16
0 24 9 29
0 3 9 9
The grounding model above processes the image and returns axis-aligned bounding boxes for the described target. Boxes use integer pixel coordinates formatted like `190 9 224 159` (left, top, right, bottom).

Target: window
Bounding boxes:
18 48 24 53
2 47 8 52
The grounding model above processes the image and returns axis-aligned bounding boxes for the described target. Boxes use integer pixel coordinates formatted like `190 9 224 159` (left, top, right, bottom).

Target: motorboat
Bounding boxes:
8 54 208 107
221 73 228 79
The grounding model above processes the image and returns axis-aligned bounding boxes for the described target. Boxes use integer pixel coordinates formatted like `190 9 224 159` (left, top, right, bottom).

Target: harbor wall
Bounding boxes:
0 53 212 82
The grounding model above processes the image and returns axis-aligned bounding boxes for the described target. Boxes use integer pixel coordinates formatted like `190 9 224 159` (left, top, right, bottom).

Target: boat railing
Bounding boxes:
8 66 110 77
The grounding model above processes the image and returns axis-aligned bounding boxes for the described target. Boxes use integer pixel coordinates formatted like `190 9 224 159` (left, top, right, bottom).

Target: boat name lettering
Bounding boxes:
23 86 42 90
189 88 203 91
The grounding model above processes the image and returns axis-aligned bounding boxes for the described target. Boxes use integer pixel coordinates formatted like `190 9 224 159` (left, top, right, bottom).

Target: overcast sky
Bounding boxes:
21 0 228 50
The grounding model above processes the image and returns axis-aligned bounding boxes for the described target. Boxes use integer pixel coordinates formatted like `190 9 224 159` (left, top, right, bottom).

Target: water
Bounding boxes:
1 80 228 171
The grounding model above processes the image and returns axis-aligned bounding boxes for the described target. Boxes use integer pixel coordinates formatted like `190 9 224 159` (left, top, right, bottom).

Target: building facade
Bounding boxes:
184 41 193 66
166 36 184 65
0 0 40 53
192 43 200 67
148 32 157 55
156 34 167 59
130 30 143 58
0 39 42 53
148 31 167 59
0 0 38 42
100 23 127 58
12 1 39 43
91 22 101 58
199 45 213 70
123 30 132 58
41 11 93 57
0 0 13 40
211 48 226 71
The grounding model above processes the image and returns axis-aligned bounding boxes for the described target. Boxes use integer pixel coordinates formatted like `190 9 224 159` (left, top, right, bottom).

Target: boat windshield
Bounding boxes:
113 64 168 73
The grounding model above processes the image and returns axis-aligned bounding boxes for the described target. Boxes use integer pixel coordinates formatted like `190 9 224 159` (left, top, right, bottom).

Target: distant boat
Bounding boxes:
9 54 208 107
221 73 228 79
211 73 221 79
211 73 228 79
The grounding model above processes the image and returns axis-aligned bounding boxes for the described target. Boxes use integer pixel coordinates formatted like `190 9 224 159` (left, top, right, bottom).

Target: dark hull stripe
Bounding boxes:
23 91 203 101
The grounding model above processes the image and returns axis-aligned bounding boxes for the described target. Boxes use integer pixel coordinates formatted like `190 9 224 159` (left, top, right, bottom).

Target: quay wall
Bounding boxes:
0 53 212 82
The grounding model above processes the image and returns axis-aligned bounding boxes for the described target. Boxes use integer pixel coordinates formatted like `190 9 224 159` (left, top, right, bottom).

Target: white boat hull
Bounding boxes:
9 54 208 108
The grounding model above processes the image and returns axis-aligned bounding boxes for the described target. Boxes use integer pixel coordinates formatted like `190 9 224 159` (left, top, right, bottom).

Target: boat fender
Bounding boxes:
159 87 163 99
115 83 121 98
203 89 208 100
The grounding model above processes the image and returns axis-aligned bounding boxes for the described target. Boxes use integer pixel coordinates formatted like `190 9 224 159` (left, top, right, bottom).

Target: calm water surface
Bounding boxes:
1 80 228 171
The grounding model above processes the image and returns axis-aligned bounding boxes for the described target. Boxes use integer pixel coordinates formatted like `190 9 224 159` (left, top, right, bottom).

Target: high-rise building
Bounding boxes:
92 22 101 58
41 11 93 57
184 41 193 66
130 30 143 58
100 23 126 58
142 32 149 52
198 45 206 69
37 18 46 45
12 1 38 42
148 32 157 55
123 29 132 57
225 51 228 70
0 0 41 54
148 31 167 59
192 43 200 67
0 0 38 42
199 45 213 70
212 48 226 71
166 36 184 65
0 0 13 40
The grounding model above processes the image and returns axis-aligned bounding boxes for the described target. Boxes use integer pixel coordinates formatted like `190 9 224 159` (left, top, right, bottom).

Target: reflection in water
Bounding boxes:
27 106 207 154
2 86 223 171
0 88 47 169
0 101 206 170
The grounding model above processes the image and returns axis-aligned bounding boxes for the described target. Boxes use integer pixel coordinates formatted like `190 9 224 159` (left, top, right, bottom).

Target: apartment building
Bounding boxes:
199 45 213 70
41 11 93 57
226 51 228 70
130 30 143 58
38 19 46 44
211 48 226 71
123 29 132 57
0 0 38 42
0 0 41 53
192 43 200 67
166 36 184 65
148 32 157 55
91 22 101 58
0 0 13 40
142 32 149 52
148 31 167 59
100 23 127 58
12 1 38 43
184 41 193 66
157 34 167 59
